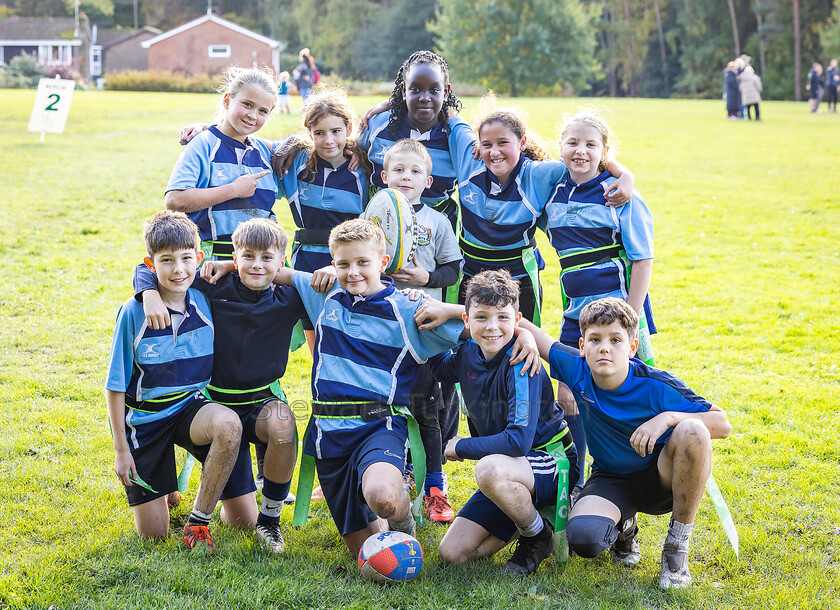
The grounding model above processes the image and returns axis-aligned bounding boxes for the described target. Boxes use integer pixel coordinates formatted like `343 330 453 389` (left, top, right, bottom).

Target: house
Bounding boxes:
141 11 282 76
89 25 161 78
0 16 83 70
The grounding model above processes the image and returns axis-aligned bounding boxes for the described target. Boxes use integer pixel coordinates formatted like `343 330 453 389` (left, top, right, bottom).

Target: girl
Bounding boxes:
541 110 655 504
446 101 634 325
359 50 464 225
277 71 291 114
165 65 277 261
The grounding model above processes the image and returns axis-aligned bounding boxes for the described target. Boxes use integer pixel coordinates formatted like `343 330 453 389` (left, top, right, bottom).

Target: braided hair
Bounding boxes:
387 50 462 139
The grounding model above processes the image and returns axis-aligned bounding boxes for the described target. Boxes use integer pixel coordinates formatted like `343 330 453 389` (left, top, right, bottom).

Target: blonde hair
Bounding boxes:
329 219 386 257
215 65 278 123
558 108 617 173
299 85 372 181
383 138 433 175
474 94 551 161
232 218 288 253
143 210 199 257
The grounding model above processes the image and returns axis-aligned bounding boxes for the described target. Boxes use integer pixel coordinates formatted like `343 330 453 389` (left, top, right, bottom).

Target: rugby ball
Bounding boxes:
358 530 423 583
362 188 419 274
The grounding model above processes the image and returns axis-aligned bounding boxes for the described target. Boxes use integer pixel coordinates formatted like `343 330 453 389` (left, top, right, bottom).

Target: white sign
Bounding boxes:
28 77 75 135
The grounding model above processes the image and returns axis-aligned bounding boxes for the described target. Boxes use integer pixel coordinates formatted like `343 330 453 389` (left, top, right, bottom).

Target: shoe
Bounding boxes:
611 514 641 566
658 538 692 589
424 487 455 523
500 516 554 575
255 521 286 554
183 524 215 553
166 491 182 510
255 444 266 488
283 491 296 505
402 466 416 492
569 485 583 508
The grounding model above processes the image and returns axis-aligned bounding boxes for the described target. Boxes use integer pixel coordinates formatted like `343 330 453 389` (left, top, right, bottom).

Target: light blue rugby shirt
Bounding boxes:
548 343 711 475
278 149 369 272
106 289 214 444
166 126 277 251
359 111 458 220
541 171 655 343
447 118 567 278
291 272 463 458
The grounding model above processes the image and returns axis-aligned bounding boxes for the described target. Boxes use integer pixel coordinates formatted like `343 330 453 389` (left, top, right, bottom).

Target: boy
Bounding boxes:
417 270 578 575
135 218 311 554
106 210 242 551
383 139 462 522
519 297 731 589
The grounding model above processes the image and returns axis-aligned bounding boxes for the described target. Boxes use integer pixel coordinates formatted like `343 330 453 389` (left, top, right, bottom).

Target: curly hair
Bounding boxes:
387 50 462 139
464 269 520 314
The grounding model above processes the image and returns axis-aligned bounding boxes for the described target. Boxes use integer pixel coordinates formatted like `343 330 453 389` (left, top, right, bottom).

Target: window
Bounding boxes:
90 45 102 76
208 45 231 58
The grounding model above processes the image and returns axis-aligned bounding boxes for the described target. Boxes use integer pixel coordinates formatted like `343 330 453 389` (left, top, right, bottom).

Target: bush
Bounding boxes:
0 52 47 88
104 70 222 93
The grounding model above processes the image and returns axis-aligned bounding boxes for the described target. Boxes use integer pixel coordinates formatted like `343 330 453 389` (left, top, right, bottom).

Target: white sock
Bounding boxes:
666 518 694 552
260 497 283 519
518 512 544 538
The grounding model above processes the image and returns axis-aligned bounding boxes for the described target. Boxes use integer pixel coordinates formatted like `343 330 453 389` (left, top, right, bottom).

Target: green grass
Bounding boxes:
1 89 839 609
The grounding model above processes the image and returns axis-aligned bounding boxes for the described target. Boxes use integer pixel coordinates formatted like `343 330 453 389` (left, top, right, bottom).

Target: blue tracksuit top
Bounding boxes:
430 337 567 460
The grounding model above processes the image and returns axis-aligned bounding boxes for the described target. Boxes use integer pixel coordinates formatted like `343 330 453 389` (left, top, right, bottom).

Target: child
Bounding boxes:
274 87 371 350
519 298 731 589
358 50 464 226
382 139 462 522
217 219 539 558
421 270 579 575
105 210 242 551
446 103 635 324
165 65 278 260
278 71 291 114
541 110 655 492
134 218 311 554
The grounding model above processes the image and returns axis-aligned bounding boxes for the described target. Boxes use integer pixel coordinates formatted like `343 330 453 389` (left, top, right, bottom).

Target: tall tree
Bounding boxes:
793 0 801 100
652 0 668 92
432 0 598 96
726 0 742 55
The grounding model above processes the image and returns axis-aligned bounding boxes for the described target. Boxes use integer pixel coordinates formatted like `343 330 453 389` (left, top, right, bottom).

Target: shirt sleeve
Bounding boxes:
132 263 158 301
527 159 569 207
455 360 539 460
446 118 483 182
166 135 211 193
652 368 714 415
105 302 138 392
290 271 330 322
617 190 654 261
432 212 462 266
405 300 464 362
548 341 582 385
428 348 461 384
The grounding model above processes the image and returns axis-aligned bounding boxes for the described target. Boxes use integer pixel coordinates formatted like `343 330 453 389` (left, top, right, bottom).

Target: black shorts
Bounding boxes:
125 395 213 507
578 458 673 523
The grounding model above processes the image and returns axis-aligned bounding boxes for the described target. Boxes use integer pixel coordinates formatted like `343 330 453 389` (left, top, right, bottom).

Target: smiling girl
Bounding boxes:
165 66 278 261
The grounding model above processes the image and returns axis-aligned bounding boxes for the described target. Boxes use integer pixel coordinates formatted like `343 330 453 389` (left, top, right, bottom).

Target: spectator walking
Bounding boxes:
806 63 824 113
826 59 839 113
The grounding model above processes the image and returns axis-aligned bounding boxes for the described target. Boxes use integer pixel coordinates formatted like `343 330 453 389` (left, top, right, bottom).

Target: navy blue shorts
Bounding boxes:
458 446 579 542
579 456 673 523
219 392 290 500
124 394 213 507
315 425 408 536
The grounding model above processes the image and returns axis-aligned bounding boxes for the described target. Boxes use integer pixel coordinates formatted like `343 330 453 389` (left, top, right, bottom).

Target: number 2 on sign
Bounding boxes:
45 94 60 111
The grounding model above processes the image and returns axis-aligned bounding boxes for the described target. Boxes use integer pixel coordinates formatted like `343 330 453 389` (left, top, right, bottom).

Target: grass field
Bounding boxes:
1 89 839 609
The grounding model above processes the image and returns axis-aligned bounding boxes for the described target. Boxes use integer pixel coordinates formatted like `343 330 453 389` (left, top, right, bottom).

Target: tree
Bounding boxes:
432 0 598 96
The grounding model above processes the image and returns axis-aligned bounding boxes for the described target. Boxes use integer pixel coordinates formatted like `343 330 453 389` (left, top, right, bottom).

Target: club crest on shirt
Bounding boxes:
416 225 431 247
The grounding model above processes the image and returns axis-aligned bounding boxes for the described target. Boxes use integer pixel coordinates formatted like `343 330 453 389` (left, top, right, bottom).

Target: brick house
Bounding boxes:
141 12 281 76
90 25 160 78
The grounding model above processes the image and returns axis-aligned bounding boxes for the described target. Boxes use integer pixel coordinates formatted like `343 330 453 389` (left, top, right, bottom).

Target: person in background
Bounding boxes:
825 59 839 113
806 63 824 113
739 65 763 121
277 71 292 114
293 48 317 105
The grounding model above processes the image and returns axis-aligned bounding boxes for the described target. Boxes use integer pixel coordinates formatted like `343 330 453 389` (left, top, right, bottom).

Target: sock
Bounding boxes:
424 471 444 496
517 512 545 538
259 478 291 525
187 508 212 527
566 413 587 487
388 511 415 534
665 518 693 551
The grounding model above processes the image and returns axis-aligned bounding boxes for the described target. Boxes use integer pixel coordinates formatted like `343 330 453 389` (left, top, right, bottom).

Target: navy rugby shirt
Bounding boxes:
430 337 567 460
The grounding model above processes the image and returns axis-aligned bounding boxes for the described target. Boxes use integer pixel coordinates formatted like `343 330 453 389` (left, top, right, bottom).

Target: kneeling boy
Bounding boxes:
422 270 579 575
135 218 306 553
106 210 242 551
520 297 731 589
